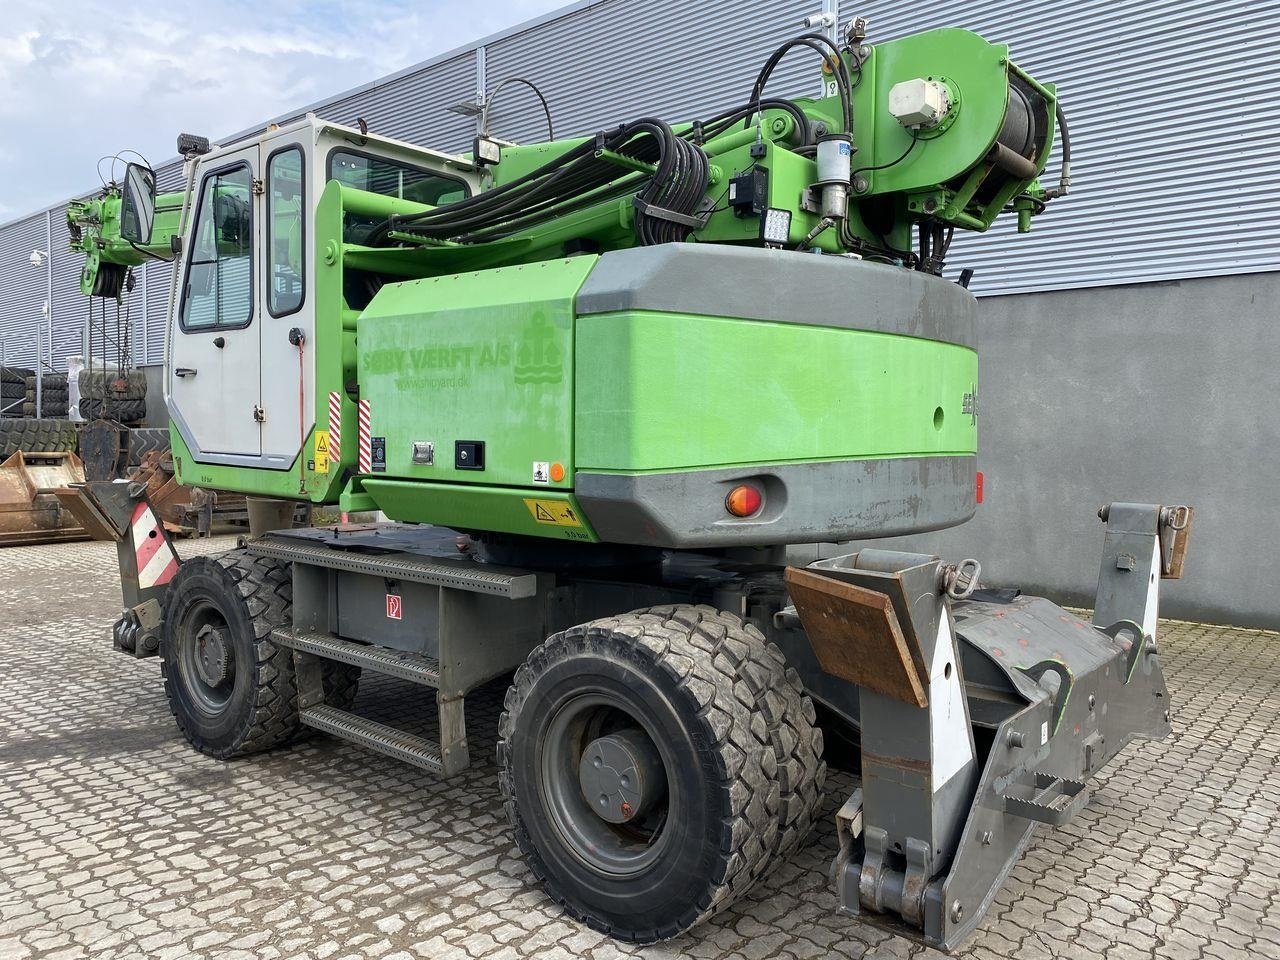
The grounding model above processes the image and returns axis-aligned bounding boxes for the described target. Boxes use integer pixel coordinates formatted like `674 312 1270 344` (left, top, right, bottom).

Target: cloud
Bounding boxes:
0 0 566 219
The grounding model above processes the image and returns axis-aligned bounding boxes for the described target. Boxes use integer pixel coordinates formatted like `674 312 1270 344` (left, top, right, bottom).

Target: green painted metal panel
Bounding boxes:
362 479 598 543
356 256 598 489
575 311 977 473
171 425 309 497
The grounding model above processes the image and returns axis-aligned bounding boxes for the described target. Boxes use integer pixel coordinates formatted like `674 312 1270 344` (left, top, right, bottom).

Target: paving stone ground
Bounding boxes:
1 536 1277 960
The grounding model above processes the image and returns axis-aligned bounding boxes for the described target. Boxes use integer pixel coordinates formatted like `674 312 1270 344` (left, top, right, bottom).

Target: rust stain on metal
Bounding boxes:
785 566 928 707
1162 506 1194 580
862 748 931 775
0 452 89 546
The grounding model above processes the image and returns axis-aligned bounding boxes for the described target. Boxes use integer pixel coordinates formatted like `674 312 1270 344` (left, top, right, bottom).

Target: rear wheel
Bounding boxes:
498 604 823 942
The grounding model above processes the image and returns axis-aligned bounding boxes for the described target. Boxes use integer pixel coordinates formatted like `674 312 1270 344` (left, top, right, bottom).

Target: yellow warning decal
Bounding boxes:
314 431 331 474
523 498 583 528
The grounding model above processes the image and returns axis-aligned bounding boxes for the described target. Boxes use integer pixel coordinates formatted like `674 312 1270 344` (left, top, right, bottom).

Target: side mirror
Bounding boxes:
119 162 157 244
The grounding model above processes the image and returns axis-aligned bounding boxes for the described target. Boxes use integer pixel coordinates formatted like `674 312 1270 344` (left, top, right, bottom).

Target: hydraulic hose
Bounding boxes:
370 118 710 248
1045 101 1071 199
364 90 809 250
745 34 852 136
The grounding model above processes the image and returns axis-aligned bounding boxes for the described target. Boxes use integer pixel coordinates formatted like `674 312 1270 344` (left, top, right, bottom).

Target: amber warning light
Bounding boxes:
725 485 763 517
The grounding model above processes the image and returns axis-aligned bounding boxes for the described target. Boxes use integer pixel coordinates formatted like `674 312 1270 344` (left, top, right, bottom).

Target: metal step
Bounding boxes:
299 705 444 774
248 528 538 598
1003 773 1089 826
272 628 440 687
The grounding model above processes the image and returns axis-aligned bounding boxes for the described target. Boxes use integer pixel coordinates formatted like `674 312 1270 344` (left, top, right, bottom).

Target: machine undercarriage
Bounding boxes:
63 479 1191 949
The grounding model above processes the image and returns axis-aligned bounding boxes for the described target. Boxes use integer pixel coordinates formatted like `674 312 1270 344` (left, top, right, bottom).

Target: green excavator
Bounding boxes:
60 18 1191 951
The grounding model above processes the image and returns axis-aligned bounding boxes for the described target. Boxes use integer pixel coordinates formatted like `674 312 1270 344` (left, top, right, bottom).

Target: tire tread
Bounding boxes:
161 550 301 758
498 603 823 943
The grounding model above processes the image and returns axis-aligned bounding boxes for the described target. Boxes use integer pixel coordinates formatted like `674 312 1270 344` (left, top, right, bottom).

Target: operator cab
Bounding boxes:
158 116 479 472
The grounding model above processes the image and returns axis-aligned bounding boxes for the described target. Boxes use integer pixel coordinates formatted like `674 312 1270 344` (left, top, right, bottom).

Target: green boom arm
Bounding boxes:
69 26 1064 301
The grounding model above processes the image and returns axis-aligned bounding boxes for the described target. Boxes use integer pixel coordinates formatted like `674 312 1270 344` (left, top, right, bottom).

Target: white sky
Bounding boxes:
0 0 567 221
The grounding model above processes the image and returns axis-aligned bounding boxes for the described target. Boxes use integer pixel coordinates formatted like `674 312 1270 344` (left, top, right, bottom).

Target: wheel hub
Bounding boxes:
194 623 231 687
578 728 665 824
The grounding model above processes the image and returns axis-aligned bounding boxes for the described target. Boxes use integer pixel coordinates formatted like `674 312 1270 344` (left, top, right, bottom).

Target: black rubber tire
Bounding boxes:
321 661 361 712
161 550 303 758
498 605 791 942
22 402 69 418
1 384 23 401
24 375 66 394
0 418 77 457
78 397 146 423
0 366 33 386
25 391 69 403
640 605 826 862
160 550 360 759
78 369 147 401
128 427 171 466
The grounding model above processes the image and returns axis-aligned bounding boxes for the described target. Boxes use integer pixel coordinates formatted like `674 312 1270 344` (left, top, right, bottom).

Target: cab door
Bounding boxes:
168 145 262 458
257 140 312 468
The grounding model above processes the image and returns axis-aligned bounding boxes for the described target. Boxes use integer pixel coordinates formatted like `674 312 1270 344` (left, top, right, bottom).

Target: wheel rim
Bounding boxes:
539 692 674 878
176 600 237 714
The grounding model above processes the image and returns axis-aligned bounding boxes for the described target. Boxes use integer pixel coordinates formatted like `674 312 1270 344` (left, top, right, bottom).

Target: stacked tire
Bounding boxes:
1 367 32 418
78 370 147 425
23 374 68 418
0 418 79 457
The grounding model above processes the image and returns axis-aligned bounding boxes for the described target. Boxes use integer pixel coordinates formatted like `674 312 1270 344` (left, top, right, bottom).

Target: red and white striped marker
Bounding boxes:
327 390 342 460
130 502 179 589
357 399 372 474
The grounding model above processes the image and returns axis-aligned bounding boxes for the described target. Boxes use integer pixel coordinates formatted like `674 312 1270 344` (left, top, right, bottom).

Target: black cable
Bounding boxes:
695 98 810 145
744 34 851 136
369 90 810 249
480 77 555 142
127 240 173 263
851 131 919 179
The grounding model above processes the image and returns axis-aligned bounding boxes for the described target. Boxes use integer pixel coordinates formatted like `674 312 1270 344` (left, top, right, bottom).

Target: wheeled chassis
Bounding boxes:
66 480 1190 951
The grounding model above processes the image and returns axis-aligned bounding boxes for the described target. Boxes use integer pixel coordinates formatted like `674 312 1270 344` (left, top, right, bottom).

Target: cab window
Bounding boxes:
267 146 305 317
328 149 468 243
180 164 253 331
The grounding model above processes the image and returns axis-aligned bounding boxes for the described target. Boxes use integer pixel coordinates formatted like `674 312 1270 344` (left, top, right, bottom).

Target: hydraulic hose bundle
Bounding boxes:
370 119 710 248
363 29 846 254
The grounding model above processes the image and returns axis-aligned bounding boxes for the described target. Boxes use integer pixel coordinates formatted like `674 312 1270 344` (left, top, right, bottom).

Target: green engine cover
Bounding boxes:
356 246 978 548
356 257 597 541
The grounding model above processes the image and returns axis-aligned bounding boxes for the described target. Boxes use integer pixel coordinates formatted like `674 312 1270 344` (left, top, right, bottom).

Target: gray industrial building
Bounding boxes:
0 0 1274 627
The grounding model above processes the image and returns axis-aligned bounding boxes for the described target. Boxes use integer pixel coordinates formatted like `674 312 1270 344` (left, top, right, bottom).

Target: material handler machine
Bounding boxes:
63 19 1193 950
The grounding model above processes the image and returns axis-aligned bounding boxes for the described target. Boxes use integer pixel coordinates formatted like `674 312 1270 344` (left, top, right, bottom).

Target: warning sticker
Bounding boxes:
386 594 402 620
314 430 331 474
523 498 583 528
532 461 550 484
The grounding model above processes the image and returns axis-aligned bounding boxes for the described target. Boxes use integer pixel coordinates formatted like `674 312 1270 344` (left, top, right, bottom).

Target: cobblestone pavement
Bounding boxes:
1 536 1278 960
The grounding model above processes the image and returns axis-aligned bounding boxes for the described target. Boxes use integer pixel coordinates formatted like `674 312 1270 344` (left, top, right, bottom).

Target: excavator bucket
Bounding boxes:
0 451 89 546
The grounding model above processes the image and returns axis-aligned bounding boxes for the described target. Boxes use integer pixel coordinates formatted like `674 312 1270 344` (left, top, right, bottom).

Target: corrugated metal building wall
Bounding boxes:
1 0 1275 371
852 0 1280 291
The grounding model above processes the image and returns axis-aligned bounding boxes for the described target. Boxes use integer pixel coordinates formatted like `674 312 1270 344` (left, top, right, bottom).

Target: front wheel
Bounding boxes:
161 551 301 759
498 604 823 942
161 550 360 758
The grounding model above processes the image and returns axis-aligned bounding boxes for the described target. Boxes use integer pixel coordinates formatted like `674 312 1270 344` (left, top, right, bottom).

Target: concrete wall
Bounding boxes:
799 272 1278 630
